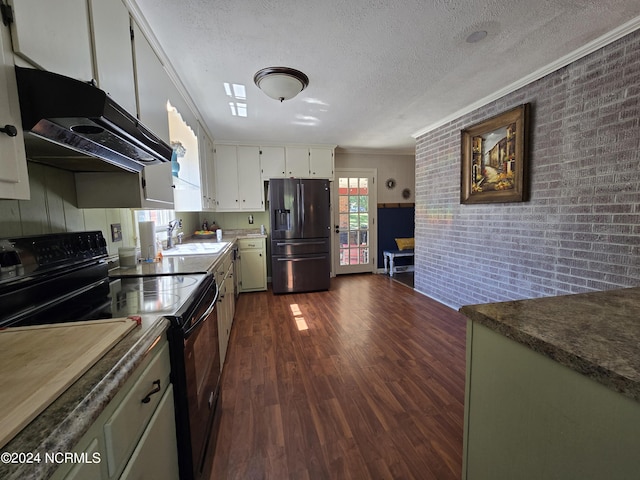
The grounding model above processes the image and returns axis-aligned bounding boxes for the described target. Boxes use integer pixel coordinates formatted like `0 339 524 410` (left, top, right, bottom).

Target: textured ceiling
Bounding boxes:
131 0 640 153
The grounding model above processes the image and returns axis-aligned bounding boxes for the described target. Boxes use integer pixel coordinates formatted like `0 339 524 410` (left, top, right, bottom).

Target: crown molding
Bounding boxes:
335 147 415 156
412 15 640 139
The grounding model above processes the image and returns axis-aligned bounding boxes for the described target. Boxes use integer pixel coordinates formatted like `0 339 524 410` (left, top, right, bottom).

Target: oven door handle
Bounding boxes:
183 285 219 337
4 277 110 327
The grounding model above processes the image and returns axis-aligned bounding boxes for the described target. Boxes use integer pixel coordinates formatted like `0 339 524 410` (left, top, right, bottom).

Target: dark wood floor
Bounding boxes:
390 271 414 288
211 273 467 480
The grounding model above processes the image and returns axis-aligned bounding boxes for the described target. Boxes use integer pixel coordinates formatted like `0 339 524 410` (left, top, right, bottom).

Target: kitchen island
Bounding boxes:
460 287 640 480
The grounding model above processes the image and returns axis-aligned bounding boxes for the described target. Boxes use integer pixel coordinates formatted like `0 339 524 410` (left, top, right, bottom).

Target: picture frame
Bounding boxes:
460 103 530 204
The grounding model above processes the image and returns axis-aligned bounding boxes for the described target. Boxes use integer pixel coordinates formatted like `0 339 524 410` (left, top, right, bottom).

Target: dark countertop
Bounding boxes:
0 230 269 479
0 315 170 480
460 287 640 403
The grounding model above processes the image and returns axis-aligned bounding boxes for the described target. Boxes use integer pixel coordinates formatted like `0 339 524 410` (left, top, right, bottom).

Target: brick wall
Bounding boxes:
414 29 640 309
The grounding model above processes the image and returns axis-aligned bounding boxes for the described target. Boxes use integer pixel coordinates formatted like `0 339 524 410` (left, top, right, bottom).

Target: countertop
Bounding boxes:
460 286 640 403
109 230 266 277
0 314 170 480
0 230 268 479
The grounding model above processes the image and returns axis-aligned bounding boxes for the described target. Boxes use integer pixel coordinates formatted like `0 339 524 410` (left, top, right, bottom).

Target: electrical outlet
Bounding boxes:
248 214 254 224
111 223 123 242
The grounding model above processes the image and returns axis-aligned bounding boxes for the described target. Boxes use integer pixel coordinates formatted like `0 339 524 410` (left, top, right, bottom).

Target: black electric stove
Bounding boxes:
0 231 222 480
0 231 205 328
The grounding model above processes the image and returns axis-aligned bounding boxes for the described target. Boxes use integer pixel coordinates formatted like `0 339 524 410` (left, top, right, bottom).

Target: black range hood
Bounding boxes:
15 67 172 174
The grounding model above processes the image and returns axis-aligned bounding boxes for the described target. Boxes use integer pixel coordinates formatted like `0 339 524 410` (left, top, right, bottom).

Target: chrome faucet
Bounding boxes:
166 219 182 249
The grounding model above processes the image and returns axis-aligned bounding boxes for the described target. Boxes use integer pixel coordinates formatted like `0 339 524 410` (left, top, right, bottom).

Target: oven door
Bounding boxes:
176 277 221 480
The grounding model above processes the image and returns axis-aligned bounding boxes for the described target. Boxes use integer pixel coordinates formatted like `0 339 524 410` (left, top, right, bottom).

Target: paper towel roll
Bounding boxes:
139 221 157 260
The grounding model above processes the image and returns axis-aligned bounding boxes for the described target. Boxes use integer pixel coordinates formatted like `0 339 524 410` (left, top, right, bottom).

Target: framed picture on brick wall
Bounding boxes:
461 103 530 204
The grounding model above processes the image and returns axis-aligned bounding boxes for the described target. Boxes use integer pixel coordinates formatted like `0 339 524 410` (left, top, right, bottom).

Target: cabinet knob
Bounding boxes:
0 124 17 137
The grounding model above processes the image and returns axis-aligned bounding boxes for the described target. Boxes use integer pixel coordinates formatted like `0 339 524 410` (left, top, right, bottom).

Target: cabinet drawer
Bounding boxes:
119 385 179 480
238 238 265 250
104 341 171 476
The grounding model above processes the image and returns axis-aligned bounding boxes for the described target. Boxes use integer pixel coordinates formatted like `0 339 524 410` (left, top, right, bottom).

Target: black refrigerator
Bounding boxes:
269 178 331 294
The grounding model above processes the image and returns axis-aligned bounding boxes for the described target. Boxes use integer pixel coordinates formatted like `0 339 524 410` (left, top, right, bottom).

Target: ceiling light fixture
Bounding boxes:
466 30 488 43
254 67 309 102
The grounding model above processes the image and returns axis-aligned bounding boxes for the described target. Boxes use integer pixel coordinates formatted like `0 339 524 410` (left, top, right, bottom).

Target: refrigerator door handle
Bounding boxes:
276 256 328 262
300 183 305 229
276 241 327 247
296 183 302 233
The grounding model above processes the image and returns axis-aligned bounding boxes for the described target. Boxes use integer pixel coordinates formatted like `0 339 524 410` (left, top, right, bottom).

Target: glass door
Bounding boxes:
333 169 377 275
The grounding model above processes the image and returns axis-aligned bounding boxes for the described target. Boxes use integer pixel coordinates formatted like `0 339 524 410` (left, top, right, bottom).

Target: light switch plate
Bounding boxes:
111 223 122 242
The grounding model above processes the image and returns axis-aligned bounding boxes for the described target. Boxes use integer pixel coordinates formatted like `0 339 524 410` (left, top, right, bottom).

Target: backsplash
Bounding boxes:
200 211 269 232
0 162 199 255
0 163 136 254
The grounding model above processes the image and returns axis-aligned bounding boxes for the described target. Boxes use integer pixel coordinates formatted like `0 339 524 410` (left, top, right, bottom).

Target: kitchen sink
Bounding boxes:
162 242 230 256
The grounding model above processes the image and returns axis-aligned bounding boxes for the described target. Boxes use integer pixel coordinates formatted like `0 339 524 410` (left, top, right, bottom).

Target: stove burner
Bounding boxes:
109 274 207 318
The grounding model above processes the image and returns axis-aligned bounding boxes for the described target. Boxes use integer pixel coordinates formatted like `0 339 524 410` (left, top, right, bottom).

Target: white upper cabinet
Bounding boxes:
75 162 174 209
309 147 334 178
214 144 264 212
9 0 93 81
170 108 207 211
142 163 174 207
285 147 311 177
0 12 29 200
9 0 138 113
259 146 286 179
214 144 239 211
88 0 137 114
199 125 216 210
132 21 171 145
261 145 335 180
236 146 263 210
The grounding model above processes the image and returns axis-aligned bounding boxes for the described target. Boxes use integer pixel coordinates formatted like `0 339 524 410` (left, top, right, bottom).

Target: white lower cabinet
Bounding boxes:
62 438 103 480
51 338 178 480
104 342 172 476
238 238 267 292
119 385 179 480
215 249 235 367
